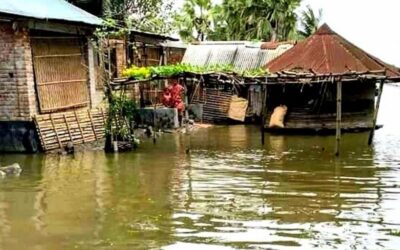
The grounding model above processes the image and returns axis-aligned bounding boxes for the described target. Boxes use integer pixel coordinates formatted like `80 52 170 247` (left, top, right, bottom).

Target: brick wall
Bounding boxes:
0 23 37 121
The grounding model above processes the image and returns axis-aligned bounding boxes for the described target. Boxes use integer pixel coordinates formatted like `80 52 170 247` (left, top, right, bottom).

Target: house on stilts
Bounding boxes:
262 24 400 133
0 0 103 152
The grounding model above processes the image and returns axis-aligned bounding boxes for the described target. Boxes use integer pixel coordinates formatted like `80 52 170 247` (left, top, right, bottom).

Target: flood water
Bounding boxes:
1 85 400 250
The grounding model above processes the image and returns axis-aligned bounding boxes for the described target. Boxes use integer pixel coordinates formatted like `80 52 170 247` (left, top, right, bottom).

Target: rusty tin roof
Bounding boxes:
266 24 400 77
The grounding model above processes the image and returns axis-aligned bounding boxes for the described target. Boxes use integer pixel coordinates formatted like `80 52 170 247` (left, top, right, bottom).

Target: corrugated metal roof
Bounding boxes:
267 24 400 77
181 41 293 71
0 0 102 26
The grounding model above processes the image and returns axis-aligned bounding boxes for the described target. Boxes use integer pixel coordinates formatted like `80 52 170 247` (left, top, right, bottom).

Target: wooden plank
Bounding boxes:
64 114 74 143
368 81 384 145
335 81 342 156
33 115 47 151
74 110 86 143
38 79 87 86
88 109 98 140
34 53 82 58
50 114 63 149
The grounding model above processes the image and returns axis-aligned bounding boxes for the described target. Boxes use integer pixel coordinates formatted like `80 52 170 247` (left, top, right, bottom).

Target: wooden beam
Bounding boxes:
27 20 90 35
261 84 268 145
335 81 342 156
50 114 63 149
88 40 97 109
368 81 385 145
184 77 190 134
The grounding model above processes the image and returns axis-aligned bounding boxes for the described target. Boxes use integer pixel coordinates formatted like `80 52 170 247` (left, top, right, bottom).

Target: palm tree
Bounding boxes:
212 0 301 41
174 0 214 42
299 5 323 38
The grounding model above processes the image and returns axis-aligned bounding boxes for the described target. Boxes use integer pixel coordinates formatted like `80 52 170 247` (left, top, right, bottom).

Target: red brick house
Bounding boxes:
0 0 102 152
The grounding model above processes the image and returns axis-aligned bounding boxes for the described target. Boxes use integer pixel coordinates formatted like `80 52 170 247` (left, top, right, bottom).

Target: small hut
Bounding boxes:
106 31 184 78
0 0 102 152
263 24 400 133
182 41 295 123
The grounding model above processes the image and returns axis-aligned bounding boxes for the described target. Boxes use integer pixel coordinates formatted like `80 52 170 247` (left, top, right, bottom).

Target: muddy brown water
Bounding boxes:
1 85 400 250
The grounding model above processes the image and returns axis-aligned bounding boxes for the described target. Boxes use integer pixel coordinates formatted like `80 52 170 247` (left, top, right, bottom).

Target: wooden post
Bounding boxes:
184 77 190 134
153 84 157 144
335 81 342 156
261 84 268 145
368 80 384 145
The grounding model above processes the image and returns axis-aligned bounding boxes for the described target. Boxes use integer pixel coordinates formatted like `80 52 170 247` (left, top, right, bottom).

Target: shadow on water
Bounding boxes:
0 86 400 249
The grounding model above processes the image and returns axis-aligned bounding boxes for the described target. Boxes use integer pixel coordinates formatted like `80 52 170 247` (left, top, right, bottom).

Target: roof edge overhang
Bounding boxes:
0 14 98 35
0 11 101 28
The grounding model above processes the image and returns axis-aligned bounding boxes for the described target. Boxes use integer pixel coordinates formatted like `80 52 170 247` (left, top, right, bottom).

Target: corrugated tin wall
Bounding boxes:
182 43 293 71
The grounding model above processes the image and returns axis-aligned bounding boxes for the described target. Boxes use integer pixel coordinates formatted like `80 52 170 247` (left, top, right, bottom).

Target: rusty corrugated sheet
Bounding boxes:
260 41 296 50
192 88 232 123
266 24 400 77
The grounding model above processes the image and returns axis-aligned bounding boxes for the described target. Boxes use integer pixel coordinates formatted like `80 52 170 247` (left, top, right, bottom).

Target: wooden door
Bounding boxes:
31 37 89 113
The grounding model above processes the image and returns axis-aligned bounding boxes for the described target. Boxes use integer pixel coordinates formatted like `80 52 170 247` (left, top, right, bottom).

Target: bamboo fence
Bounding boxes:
33 108 108 151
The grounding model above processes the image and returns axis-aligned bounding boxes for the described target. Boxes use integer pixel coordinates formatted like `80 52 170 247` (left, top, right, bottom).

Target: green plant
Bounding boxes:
122 66 151 80
299 5 323 39
242 68 270 78
122 63 271 79
106 95 138 141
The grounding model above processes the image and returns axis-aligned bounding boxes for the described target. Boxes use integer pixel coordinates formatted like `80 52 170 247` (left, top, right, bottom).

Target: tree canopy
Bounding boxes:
68 0 174 35
299 5 323 38
68 0 323 42
174 0 322 42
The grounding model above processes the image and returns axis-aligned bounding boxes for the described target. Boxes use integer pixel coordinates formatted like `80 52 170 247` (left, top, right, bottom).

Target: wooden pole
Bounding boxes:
184 77 190 134
261 84 268 145
368 80 384 145
335 81 342 156
153 84 157 144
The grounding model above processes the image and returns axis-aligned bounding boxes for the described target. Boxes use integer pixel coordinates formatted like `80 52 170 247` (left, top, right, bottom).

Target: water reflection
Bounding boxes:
0 86 400 249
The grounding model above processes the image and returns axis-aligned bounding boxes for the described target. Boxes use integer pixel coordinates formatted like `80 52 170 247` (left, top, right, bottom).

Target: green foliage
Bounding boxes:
122 63 269 79
174 0 301 42
122 66 152 80
242 68 270 78
106 95 138 141
173 0 214 42
95 0 174 39
299 5 323 39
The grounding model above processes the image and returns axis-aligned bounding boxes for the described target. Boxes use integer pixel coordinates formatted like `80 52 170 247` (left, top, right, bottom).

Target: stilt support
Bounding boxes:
335 81 342 156
261 85 268 146
368 80 385 145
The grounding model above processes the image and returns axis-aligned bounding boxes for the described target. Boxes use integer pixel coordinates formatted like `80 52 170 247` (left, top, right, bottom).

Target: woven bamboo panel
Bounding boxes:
33 108 108 152
31 37 89 113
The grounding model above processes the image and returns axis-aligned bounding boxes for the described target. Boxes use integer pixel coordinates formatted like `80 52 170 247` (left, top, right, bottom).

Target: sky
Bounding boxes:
174 0 400 67
301 0 400 67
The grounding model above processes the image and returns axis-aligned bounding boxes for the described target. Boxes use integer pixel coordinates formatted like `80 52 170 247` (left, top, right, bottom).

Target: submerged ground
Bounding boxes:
1 85 400 250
